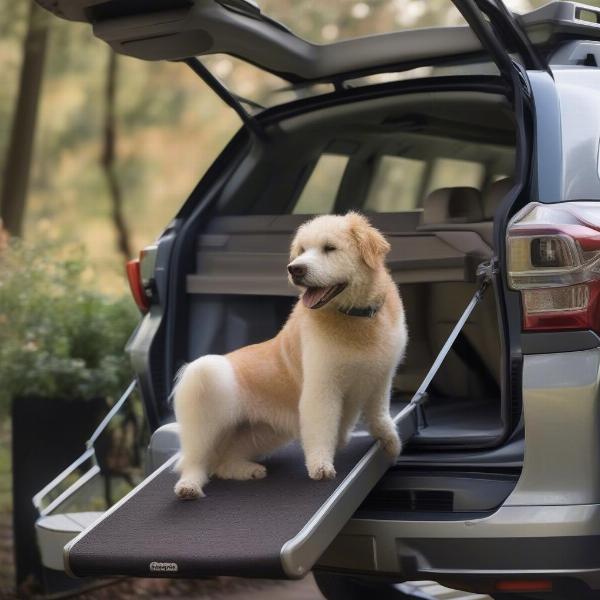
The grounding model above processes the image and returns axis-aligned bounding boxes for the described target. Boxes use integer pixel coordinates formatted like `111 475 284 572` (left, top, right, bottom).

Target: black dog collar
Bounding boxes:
338 304 382 318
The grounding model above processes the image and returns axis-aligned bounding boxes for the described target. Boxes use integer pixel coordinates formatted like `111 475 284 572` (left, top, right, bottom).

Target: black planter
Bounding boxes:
11 395 106 591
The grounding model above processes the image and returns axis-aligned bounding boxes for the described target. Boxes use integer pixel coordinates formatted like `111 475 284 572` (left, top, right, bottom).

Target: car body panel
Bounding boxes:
551 68 600 202
317 503 600 583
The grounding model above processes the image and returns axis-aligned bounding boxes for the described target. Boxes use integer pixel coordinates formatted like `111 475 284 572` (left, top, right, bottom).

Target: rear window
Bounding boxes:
426 158 485 195
365 156 426 212
292 154 349 214
290 153 493 215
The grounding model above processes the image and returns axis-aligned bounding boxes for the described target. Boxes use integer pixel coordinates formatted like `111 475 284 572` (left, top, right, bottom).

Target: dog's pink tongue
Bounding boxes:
302 287 329 309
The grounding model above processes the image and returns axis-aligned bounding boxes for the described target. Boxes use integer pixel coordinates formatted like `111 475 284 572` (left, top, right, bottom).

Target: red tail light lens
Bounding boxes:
507 202 600 332
126 258 150 313
495 579 553 593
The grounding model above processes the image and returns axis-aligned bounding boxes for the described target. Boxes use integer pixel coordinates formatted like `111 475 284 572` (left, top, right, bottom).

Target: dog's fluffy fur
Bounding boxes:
174 213 408 499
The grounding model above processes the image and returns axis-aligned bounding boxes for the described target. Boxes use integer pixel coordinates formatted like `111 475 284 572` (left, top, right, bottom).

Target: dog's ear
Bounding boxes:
347 212 391 269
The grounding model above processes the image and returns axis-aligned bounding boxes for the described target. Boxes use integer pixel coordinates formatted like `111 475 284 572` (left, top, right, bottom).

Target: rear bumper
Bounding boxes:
316 504 600 587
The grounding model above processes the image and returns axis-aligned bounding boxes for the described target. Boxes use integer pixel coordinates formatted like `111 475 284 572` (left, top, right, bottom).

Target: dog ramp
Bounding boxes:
63 270 492 580
64 403 418 579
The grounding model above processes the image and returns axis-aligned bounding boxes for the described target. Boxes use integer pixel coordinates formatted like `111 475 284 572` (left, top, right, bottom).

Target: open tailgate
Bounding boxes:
35 0 547 85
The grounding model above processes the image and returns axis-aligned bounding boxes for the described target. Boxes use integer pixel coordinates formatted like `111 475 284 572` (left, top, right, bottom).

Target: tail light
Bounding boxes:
495 579 553 593
126 246 157 313
507 202 600 332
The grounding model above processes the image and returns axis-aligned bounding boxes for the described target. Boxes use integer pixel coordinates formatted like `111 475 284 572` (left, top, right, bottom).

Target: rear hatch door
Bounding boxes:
36 0 547 91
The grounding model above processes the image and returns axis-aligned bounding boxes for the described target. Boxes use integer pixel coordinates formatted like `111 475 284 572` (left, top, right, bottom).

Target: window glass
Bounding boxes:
365 156 426 212
426 158 485 195
293 154 349 214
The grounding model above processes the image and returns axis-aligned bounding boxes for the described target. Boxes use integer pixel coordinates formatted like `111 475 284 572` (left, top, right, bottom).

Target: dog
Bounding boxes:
174 212 408 499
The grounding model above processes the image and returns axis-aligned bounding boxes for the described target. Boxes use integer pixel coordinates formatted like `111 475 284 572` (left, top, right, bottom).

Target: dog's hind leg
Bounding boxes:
173 355 240 499
214 423 290 481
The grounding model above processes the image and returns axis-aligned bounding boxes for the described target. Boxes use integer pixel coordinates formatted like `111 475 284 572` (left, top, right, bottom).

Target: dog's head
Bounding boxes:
287 212 390 309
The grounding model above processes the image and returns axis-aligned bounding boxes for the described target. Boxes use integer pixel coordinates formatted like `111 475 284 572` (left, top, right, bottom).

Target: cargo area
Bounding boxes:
177 86 515 450
184 222 503 449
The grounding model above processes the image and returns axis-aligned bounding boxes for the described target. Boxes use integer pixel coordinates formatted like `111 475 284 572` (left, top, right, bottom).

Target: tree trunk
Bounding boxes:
0 1 49 237
102 50 132 262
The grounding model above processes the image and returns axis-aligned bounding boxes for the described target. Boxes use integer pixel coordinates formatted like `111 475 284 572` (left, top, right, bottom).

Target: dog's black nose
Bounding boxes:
288 264 307 279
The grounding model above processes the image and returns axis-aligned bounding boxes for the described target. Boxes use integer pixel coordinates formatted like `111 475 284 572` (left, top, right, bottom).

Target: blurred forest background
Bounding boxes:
0 0 551 295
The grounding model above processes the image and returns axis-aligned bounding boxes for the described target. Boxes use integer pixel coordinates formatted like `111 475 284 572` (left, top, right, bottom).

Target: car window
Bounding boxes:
426 158 485 195
292 154 349 214
365 156 426 212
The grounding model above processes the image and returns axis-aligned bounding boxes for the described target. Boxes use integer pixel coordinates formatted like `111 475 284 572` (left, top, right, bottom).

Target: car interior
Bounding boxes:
179 88 517 451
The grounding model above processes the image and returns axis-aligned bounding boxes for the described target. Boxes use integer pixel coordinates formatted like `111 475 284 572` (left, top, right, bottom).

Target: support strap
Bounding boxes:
409 259 495 428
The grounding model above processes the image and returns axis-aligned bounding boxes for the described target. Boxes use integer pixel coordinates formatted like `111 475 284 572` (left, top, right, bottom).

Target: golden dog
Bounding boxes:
174 212 408 498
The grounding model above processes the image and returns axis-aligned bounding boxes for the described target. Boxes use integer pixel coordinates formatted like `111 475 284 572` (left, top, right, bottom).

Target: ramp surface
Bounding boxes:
65 403 417 579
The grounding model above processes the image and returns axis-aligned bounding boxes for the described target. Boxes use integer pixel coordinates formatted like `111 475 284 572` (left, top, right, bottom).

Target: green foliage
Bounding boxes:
0 239 139 410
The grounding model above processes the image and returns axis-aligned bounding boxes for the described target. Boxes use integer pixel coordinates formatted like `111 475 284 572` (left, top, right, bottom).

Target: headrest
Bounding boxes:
484 178 513 220
421 187 483 225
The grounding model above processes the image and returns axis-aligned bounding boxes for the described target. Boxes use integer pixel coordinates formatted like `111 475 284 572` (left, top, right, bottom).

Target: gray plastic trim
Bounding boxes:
550 40 600 66
37 512 103 571
522 330 600 354
318 503 600 581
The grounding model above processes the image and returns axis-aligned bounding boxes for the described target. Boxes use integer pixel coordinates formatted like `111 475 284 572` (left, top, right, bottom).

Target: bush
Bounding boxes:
0 239 139 413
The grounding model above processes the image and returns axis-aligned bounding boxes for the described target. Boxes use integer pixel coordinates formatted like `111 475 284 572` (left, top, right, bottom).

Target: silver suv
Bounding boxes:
32 1 600 599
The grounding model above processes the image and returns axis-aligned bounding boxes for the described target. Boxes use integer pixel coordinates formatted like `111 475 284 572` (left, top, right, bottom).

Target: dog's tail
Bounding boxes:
168 363 189 406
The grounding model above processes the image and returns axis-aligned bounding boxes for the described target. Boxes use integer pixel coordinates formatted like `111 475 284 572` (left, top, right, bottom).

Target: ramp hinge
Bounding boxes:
413 392 429 430
476 258 497 298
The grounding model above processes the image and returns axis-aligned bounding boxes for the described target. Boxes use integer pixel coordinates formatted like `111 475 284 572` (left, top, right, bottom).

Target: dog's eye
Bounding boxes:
323 244 336 253
298 246 305 255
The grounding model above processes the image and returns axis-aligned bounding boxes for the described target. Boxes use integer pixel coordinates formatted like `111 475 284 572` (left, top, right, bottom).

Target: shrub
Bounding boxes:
0 239 138 413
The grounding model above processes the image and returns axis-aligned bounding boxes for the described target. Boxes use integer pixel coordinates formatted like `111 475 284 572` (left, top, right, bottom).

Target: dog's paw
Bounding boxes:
248 463 268 479
308 462 336 481
215 461 267 481
380 433 402 460
240 462 267 480
174 478 205 500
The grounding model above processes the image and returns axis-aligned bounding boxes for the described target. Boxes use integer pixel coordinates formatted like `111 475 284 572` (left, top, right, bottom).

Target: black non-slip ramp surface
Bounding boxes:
65 404 418 580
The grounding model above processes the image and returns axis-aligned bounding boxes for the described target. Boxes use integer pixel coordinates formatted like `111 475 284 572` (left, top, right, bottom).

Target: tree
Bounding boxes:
0 1 49 238
102 49 132 262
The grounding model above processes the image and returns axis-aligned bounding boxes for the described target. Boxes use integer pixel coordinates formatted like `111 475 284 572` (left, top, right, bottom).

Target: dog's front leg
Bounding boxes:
364 379 402 460
299 373 342 481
